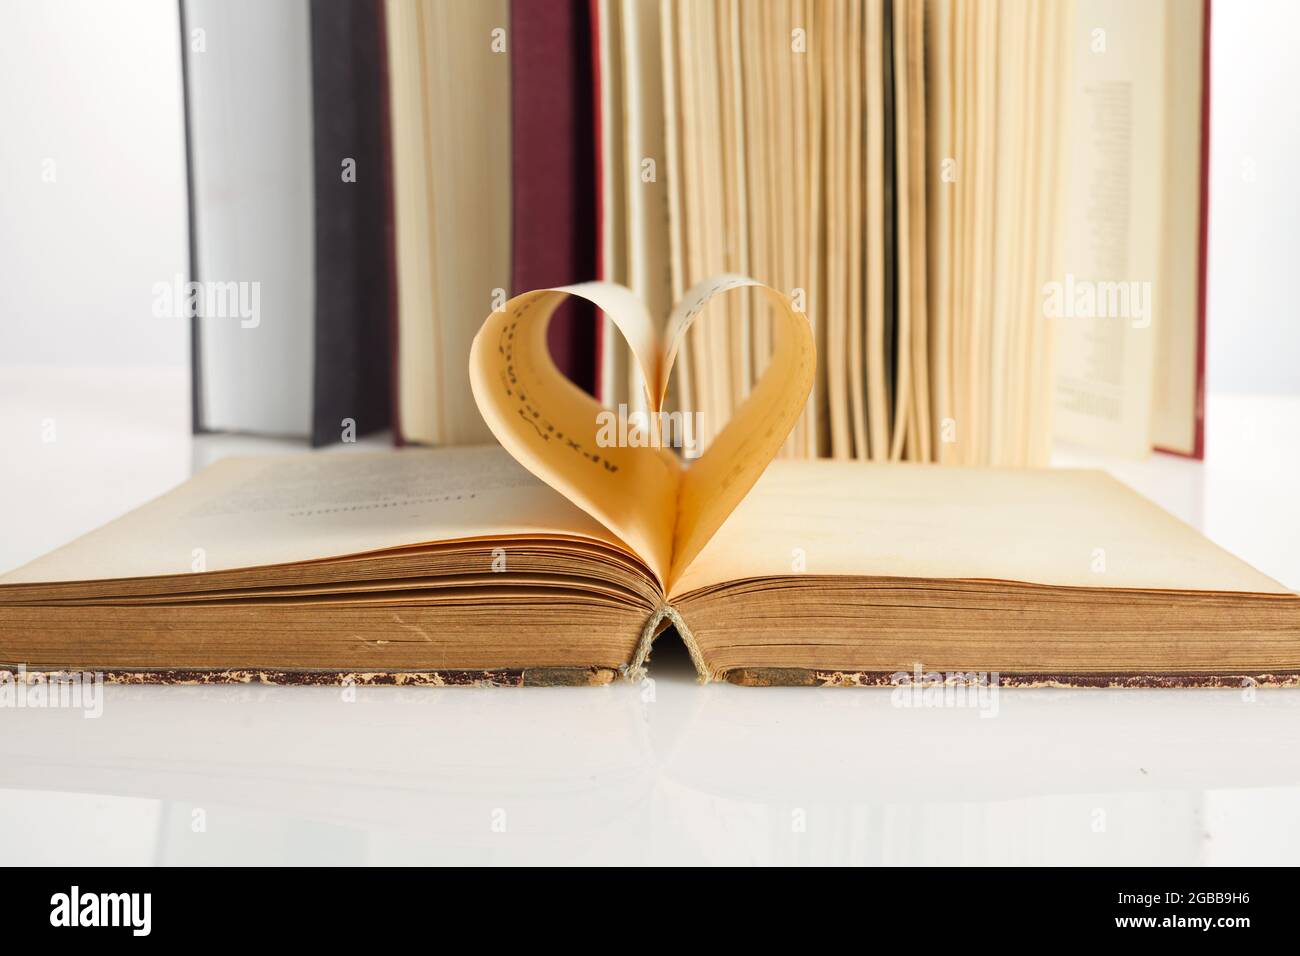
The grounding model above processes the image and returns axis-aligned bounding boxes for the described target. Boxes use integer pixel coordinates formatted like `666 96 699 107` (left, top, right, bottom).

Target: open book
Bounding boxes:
2 277 1296 687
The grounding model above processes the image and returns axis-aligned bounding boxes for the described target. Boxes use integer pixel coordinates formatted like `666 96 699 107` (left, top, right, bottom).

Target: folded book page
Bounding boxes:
469 273 815 590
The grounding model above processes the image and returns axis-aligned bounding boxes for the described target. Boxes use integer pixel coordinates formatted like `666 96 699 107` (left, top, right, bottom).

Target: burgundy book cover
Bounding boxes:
1156 0 1210 460
510 0 599 396
589 0 606 404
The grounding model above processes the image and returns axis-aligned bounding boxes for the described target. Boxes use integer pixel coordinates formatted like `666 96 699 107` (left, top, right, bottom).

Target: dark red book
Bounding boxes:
510 0 599 396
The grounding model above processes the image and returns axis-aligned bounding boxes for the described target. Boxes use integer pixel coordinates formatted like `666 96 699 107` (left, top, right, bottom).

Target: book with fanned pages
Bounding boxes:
376 0 1206 459
0 277 1295 688
584 0 1209 465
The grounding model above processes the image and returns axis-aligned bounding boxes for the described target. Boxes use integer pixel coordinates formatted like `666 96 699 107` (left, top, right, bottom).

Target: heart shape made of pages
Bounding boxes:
469 274 815 592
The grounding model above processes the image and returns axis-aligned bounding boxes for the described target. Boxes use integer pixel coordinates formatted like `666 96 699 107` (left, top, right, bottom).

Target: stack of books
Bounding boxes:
180 0 1209 462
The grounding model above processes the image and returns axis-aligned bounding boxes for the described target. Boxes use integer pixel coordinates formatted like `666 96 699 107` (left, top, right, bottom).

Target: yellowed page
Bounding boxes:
0 447 621 586
846 0 867 460
662 276 816 584
925 0 956 466
718 0 753 403
386 0 436 444
949 0 973 464
1027 0 1071 466
824 0 850 458
803 0 827 457
772 0 800 458
1007 0 1039 466
864 0 889 461
1151 0 1205 455
677 1 714 446
888 0 913 462
1053 0 1167 456
471 274 813 591
470 283 678 582
790 0 813 457
622 0 672 416
988 0 1022 465
967 0 997 464
739 0 770 402
424 0 510 445
596 0 631 409
695 2 732 434
672 459 1293 599
658 0 686 404
905 0 931 462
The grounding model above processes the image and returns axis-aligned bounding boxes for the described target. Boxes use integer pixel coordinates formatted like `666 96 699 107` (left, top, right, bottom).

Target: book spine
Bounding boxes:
376 0 404 448
510 0 599 396
590 0 606 406
177 0 204 435
308 0 393 447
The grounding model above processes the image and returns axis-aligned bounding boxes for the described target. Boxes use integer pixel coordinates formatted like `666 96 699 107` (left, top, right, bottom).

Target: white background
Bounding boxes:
0 0 189 371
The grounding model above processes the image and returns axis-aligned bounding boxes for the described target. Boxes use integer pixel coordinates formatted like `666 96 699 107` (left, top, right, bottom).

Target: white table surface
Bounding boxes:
2 369 1298 865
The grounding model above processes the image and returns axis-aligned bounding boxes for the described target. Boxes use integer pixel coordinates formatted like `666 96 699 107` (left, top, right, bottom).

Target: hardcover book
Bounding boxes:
384 0 511 446
511 0 599 395
308 0 394 446
181 0 394 445
0 277 1295 687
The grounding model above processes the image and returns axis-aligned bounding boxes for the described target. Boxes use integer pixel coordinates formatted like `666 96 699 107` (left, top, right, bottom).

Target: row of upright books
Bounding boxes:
182 0 1210 463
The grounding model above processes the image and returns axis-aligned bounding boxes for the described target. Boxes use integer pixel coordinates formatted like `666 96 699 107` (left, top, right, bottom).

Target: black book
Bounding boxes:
308 0 392 446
